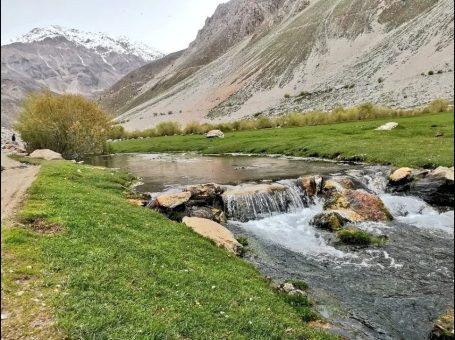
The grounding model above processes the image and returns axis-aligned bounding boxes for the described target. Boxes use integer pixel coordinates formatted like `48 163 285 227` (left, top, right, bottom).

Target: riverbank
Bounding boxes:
1 160 335 339
110 112 454 168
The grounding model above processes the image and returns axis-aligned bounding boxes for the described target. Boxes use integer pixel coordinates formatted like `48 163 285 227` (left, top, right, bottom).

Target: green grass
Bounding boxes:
1 161 335 339
111 112 454 168
336 227 387 247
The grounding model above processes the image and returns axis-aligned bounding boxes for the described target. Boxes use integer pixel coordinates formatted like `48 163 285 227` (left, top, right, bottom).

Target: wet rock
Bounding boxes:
206 130 224 138
186 183 225 203
29 149 63 160
182 217 242 254
375 122 399 131
299 175 323 196
431 308 454 339
310 211 347 231
155 191 191 209
388 167 454 207
222 183 286 197
389 167 414 184
325 189 392 222
187 206 226 225
410 168 454 207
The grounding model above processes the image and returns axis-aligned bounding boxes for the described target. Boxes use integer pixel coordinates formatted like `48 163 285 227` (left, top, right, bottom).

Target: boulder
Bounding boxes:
310 211 347 231
375 122 399 131
431 308 454 339
206 130 224 138
155 191 191 209
222 183 286 197
325 189 392 222
389 167 414 184
29 149 63 160
388 166 454 207
182 217 241 254
186 183 224 202
187 206 226 225
299 175 323 196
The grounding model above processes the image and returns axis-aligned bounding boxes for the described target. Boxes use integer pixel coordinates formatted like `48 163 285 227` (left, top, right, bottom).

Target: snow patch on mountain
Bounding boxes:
5 25 164 61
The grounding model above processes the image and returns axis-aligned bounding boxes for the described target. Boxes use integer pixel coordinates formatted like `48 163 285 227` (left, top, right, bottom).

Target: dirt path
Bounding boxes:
1 153 40 221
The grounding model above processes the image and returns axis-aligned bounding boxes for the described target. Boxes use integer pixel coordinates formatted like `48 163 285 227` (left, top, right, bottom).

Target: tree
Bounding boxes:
16 90 112 160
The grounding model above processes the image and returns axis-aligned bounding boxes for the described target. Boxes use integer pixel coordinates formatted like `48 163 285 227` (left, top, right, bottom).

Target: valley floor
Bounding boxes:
1 160 334 339
111 112 454 168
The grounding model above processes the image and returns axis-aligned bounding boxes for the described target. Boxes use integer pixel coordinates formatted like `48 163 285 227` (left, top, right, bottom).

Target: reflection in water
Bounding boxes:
87 153 358 192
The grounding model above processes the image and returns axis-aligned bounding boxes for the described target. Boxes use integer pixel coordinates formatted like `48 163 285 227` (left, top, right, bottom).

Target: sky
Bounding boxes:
1 0 227 53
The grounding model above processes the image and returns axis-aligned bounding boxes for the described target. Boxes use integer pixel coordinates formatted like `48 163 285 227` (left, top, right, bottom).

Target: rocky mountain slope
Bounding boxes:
1 26 164 128
102 0 454 131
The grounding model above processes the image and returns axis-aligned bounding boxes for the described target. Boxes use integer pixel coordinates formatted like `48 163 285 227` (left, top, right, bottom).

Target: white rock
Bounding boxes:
29 149 63 160
375 122 399 131
206 130 225 139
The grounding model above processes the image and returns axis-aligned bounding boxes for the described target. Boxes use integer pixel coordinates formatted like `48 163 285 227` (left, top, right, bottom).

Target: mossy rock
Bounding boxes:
310 212 347 231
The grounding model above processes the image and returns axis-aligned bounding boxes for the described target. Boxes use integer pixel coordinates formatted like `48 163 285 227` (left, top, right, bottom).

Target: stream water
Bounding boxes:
87 153 454 339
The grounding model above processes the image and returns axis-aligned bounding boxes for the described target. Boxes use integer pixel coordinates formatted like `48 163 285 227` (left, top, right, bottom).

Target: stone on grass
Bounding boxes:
29 149 63 160
182 217 241 254
375 122 399 131
206 130 225 138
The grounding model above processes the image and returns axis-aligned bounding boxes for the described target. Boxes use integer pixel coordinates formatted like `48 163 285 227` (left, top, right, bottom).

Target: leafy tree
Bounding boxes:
16 90 112 160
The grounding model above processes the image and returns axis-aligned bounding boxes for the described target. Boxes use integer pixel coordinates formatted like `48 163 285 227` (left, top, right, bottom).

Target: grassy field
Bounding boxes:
1 161 335 339
110 112 454 168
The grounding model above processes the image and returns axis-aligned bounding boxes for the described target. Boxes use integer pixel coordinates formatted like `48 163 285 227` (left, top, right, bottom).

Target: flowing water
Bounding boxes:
87 153 454 339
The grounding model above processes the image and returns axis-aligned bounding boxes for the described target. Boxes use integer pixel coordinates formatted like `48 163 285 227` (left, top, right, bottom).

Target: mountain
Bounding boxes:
101 0 454 131
1 25 164 128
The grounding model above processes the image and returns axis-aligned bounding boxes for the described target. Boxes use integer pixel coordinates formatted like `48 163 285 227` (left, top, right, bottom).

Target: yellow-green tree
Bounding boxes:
16 90 112 159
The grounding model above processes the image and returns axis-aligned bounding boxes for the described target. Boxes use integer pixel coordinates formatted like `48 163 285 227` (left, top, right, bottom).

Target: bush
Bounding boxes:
425 98 449 113
428 70 434 76
184 121 204 134
155 122 181 136
16 90 112 160
284 94 291 99
378 77 384 83
256 117 274 129
108 124 126 140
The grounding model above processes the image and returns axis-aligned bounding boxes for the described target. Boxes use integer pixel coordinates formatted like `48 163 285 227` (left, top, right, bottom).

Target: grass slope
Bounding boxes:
111 112 454 168
1 161 334 339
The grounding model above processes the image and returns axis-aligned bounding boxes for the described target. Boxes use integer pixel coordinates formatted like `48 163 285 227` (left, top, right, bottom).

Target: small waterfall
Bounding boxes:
222 180 308 221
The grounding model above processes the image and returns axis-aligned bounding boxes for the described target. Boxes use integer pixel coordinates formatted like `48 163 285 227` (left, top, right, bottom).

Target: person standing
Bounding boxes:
11 133 16 145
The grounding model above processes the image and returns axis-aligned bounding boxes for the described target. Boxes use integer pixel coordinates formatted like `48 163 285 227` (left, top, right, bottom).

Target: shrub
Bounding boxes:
284 94 291 99
437 70 443 74
378 77 384 83
108 124 126 140
425 98 449 113
256 117 274 129
184 121 204 134
16 90 112 160
285 280 309 291
428 70 434 75
155 122 181 136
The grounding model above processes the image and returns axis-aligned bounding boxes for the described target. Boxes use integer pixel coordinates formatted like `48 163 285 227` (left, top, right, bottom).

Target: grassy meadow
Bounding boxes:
111 112 454 168
1 161 335 339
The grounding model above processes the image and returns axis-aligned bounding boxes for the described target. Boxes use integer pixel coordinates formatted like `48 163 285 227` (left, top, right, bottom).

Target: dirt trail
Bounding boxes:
1 153 40 221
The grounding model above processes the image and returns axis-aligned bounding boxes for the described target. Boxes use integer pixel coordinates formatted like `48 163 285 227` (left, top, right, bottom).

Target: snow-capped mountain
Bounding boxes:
6 25 164 61
1 26 164 128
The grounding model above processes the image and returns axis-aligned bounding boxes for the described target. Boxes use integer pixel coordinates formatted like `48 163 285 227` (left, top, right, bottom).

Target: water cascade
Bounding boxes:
222 180 309 221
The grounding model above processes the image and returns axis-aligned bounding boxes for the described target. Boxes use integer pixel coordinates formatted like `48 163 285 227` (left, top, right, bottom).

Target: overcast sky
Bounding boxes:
1 0 227 53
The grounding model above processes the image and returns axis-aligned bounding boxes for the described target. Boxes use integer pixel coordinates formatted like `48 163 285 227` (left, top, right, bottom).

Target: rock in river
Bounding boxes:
155 191 191 209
